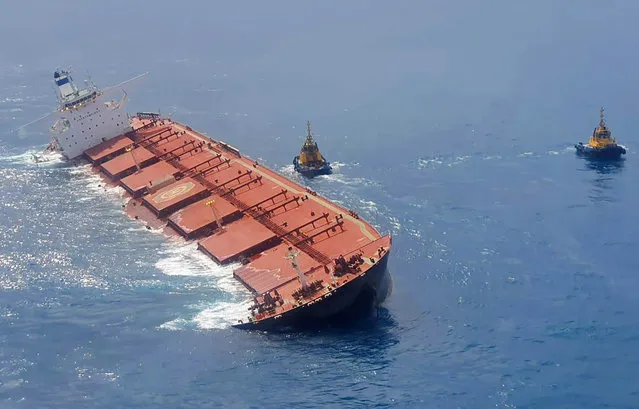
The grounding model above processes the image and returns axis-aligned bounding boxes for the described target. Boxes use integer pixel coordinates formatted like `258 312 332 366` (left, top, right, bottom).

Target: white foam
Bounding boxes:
417 157 444 168
406 227 422 238
389 216 402 235
359 199 379 215
159 298 254 331
155 241 233 278
278 164 297 178
321 172 374 187
448 155 471 167
192 299 254 329
154 240 253 330
158 317 189 331
0 148 64 166
73 167 126 202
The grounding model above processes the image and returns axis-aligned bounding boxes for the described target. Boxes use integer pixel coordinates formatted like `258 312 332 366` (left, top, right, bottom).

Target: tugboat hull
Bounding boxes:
575 143 626 159
233 251 391 331
293 155 332 178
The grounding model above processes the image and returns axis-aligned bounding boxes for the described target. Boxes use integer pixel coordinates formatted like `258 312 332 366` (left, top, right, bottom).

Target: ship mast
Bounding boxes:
306 120 314 144
286 247 309 290
599 106 606 128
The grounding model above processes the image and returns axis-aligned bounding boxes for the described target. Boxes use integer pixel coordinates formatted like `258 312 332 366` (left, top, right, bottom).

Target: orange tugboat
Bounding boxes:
575 107 627 159
29 69 392 330
293 121 332 177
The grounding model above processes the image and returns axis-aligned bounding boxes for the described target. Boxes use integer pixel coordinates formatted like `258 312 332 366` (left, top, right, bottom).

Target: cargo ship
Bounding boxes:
575 107 627 159
29 69 392 330
293 121 332 177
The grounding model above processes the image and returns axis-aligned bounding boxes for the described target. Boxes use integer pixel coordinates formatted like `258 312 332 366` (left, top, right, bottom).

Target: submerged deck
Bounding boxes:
83 116 389 313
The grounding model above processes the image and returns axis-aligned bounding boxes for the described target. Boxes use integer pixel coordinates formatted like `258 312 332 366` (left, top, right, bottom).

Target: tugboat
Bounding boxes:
575 107 627 159
293 121 332 177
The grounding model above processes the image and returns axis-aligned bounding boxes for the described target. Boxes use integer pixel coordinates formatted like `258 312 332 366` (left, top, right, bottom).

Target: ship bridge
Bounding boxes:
54 69 99 110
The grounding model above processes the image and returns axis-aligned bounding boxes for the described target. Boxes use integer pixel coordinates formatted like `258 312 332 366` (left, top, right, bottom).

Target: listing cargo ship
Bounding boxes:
33 69 392 330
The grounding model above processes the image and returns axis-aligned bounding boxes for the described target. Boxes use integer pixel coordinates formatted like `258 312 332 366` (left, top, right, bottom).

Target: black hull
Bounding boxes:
233 251 392 331
575 143 626 160
293 156 332 178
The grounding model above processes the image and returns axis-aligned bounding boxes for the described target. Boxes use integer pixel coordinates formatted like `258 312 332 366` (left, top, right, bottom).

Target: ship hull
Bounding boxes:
293 156 332 178
575 143 626 159
233 251 392 331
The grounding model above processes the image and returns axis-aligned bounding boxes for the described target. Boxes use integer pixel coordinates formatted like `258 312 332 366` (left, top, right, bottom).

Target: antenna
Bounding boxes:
306 120 313 143
85 70 96 90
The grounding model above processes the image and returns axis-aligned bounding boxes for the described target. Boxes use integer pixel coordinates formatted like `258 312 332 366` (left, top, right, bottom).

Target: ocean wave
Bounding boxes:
155 240 252 330
159 299 253 331
192 299 254 330
0 148 65 167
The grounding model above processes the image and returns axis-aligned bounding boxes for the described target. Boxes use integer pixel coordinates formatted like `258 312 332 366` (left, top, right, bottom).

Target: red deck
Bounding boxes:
84 135 134 164
233 243 320 294
167 195 241 238
172 150 219 173
100 146 157 179
142 176 210 217
119 161 181 197
198 217 279 264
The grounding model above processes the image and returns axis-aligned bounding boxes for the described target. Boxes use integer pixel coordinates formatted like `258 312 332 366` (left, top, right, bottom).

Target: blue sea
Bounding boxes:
1 1 638 407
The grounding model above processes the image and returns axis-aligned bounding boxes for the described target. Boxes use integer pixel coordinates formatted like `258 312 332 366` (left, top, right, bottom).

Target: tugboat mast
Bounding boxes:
306 120 314 144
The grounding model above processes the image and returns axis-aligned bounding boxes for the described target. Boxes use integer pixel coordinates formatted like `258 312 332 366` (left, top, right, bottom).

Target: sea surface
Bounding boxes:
1 1 639 408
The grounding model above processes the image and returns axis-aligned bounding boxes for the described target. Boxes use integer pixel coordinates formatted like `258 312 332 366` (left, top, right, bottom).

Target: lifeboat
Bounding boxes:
293 121 332 177
575 107 626 159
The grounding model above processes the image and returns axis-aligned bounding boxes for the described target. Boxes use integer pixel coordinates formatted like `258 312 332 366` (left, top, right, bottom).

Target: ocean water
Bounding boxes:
2 1 639 408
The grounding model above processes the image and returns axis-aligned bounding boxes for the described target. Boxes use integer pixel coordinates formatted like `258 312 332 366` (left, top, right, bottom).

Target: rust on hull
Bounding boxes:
84 115 392 329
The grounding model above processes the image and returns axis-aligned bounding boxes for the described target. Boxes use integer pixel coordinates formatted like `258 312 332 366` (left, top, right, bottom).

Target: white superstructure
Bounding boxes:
50 69 134 159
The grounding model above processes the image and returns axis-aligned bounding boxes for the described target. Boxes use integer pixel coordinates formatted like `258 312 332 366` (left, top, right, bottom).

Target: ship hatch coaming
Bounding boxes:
167 195 241 239
119 160 181 197
100 146 157 179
